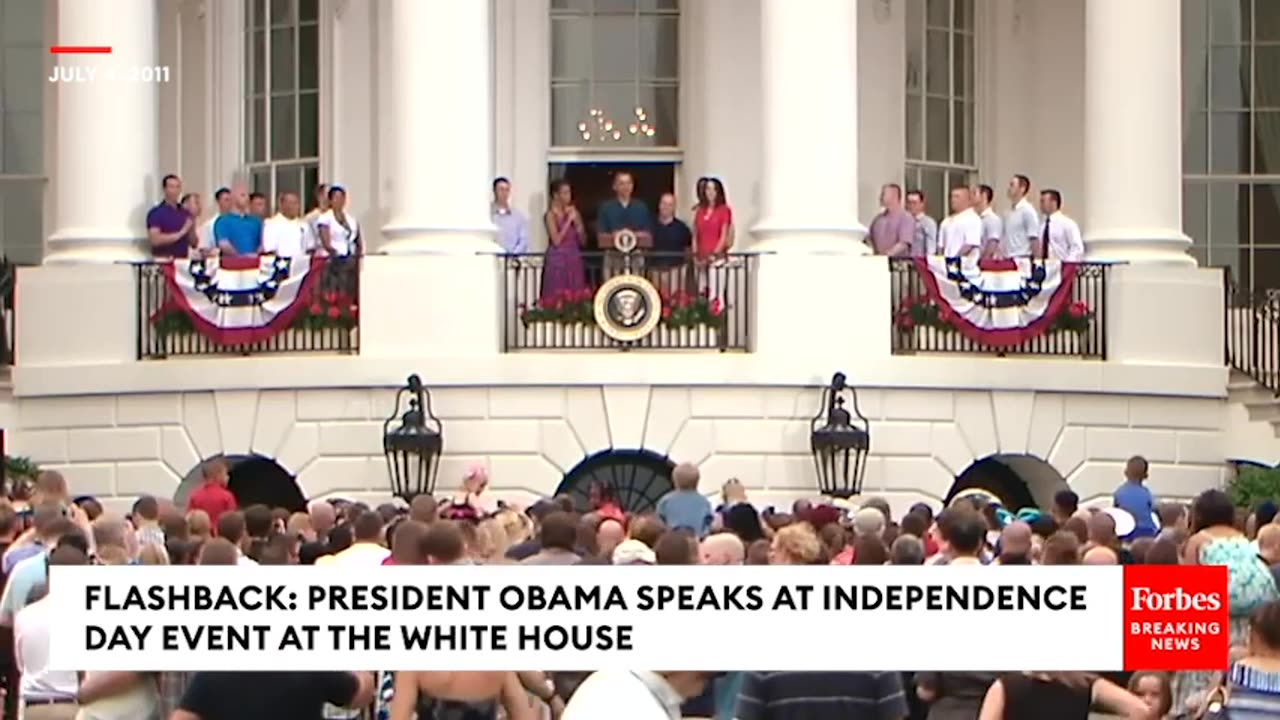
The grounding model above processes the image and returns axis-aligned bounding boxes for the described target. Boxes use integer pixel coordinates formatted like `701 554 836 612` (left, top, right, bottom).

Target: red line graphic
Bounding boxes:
50 46 112 55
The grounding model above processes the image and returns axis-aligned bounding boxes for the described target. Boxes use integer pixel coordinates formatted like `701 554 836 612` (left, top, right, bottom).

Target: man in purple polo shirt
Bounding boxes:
147 174 195 258
866 183 914 256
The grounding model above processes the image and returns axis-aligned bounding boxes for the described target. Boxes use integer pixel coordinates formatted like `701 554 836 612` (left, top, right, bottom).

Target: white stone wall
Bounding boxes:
7 385 1226 514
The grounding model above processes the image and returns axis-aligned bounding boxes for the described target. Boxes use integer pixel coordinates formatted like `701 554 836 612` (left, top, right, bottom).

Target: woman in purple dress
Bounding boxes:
541 179 587 302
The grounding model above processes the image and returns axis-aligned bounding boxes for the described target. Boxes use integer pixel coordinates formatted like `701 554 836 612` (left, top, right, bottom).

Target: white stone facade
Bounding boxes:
2 0 1254 514
7 385 1227 514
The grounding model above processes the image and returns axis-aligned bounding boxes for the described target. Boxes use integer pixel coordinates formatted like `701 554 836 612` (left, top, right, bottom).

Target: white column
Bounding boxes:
1082 0 1192 265
381 0 498 253
752 0 866 252
46 0 159 263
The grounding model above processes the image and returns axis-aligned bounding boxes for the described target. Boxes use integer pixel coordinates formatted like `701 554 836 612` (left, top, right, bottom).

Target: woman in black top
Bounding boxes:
977 672 1154 720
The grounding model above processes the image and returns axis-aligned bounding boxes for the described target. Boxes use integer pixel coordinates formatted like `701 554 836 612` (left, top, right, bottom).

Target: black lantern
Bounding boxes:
810 372 871 499
382 374 443 502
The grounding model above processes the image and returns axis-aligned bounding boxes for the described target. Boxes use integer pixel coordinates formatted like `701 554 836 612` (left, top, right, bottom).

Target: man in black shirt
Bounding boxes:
649 192 692 292
174 671 374 720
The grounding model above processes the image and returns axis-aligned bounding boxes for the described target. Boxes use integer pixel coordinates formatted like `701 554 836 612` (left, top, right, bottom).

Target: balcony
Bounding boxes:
135 256 360 359
888 257 1108 359
502 251 754 351
1225 270 1280 393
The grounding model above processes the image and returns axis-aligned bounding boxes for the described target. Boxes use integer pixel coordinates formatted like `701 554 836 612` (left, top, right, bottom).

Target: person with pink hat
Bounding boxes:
447 463 494 517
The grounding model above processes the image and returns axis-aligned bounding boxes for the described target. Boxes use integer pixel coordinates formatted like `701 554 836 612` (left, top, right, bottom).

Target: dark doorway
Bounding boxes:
944 454 1070 511
548 162 678 239
227 456 307 512
945 457 1038 510
548 162 677 287
555 449 676 514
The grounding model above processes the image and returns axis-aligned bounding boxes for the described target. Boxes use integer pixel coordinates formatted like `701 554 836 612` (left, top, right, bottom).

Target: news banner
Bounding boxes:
46 565 1229 672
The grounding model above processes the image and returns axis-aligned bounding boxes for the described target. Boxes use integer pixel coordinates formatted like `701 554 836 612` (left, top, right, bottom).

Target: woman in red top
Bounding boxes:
589 482 626 524
693 178 733 260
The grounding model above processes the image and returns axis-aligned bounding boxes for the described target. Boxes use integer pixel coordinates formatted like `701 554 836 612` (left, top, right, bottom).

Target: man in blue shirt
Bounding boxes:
596 171 652 247
1114 455 1157 539
212 184 264 255
596 171 652 281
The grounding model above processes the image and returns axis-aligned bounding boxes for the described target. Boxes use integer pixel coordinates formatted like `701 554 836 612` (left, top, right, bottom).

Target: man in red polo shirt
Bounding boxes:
186 458 237 529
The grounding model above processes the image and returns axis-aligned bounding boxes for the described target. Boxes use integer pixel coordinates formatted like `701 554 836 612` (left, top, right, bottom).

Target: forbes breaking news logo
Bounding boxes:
1123 565 1229 671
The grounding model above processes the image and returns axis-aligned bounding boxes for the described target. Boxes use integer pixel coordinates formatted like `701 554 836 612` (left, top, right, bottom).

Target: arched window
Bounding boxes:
1182 0 1280 289
903 0 976 213
175 454 307 512
0 0 47 264
243 0 321 205
549 0 680 150
555 449 675 514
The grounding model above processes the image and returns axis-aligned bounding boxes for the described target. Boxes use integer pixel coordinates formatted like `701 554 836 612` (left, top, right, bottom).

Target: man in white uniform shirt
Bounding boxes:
974 184 1003 257
937 187 983 258
262 191 316 258
1002 174 1040 258
1038 188 1085 261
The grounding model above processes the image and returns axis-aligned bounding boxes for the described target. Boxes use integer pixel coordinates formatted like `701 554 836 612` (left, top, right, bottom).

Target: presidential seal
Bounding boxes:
594 273 662 342
614 228 639 254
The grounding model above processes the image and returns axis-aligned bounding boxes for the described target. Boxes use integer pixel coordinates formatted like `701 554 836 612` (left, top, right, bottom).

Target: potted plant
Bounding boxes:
296 289 359 332
660 289 726 347
150 289 359 352
894 295 1094 348
894 294 947 348
518 287 597 346
1053 301 1094 334
151 304 196 345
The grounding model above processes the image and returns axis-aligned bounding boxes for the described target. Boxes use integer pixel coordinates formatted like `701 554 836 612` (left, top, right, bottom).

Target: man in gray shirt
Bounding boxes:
866 184 914 256
1001 174 1040 258
905 190 938 256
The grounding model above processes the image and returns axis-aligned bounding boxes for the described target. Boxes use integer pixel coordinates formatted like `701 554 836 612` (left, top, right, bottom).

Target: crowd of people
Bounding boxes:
0 455 1277 719
867 175 1085 262
147 169 1086 270
146 175 359 260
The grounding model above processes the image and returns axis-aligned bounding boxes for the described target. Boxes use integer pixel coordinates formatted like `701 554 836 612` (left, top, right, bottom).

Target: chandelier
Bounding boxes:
577 106 658 143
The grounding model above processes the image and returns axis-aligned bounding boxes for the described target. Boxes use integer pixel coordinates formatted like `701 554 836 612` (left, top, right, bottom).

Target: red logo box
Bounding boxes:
1123 565 1229 671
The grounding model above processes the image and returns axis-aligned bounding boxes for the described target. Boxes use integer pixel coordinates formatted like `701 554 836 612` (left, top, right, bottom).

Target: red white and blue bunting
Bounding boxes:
161 254 324 345
912 257 1078 347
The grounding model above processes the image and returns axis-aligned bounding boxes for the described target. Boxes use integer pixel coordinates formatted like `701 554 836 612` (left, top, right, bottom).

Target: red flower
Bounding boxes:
1068 301 1088 318
578 288 593 302
327 306 341 319
710 298 725 317
310 303 323 315
662 306 672 319
899 315 915 328
323 291 338 304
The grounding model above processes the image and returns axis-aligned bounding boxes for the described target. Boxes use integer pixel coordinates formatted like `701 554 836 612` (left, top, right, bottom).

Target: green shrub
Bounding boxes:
1226 465 1280 509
